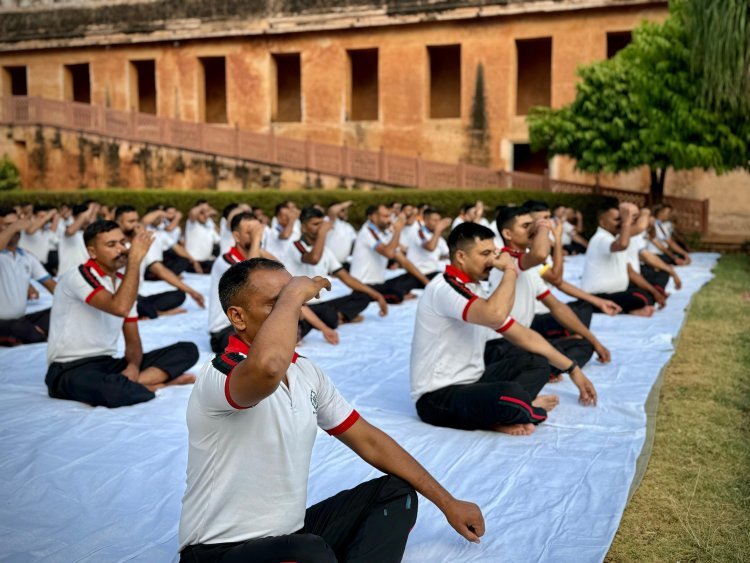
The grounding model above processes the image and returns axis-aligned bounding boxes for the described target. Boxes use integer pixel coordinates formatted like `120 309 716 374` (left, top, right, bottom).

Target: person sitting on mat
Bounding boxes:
581 201 665 317
179 258 485 561
405 207 452 279
651 203 691 265
411 222 597 437
45 221 198 408
349 204 429 304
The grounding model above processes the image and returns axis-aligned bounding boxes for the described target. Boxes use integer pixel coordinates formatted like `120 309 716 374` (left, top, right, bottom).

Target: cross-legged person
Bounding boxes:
58 202 98 275
411 223 597 436
115 205 205 320
285 206 389 338
405 207 452 279
581 201 664 317
492 206 612 377
179 258 484 562
651 203 691 265
350 204 429 304
185 200 220 272
264 200 301 259
324 200 357 268
45 221 198 408
0 208 57 346
19 205 59 274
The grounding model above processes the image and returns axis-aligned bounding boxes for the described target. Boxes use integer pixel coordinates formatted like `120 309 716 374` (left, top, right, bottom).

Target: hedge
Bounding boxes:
0 189 610 236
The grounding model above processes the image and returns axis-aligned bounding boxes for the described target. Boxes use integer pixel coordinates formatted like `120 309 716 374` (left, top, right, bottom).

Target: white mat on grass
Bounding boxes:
0 253 719 562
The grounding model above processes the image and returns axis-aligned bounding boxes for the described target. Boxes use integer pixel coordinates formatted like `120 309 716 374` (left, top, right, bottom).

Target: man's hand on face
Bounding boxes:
533 218 553 235
286 276 332 303
318 219 333 237
492 251 516 273
437 218 453 232
128 230 155 264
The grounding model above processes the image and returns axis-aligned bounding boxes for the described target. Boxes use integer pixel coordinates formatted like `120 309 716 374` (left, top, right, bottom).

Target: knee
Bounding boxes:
288 534 337 563
175 342 200 365
381 475 419 521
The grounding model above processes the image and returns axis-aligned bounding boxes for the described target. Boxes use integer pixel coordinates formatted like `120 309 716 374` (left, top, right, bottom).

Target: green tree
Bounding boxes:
682 0 750 114
528 14 750 203
0 155 21 191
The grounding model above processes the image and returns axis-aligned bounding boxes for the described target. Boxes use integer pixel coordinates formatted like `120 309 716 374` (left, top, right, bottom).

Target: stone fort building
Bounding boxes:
0 0 747 236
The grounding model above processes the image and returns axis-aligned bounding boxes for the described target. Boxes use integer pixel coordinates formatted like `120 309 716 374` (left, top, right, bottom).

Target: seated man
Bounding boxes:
581 201 665 316
19 205 59 274
626 208 682 297
285 207 388 336
219 202 251 254
492 206 612 374
208 212 336 352
58 202 98 275
651 203 691 265
45 221 198 408
411 223 597 436
185 200 220 272
406 207 452 279
553 205 588 255
179 258 484 561
264 200 301 259
115 205 205 319
324 200 357 267
143 205 191 277
0 208 56 346
350 204 429 304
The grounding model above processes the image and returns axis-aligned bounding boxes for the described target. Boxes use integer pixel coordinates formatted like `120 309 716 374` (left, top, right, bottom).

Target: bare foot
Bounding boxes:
549 373 564 383
532 395 559 412
402 293 417 301
166 374 197 386
158 307 187 317
491 423 536 436
630 305 655 317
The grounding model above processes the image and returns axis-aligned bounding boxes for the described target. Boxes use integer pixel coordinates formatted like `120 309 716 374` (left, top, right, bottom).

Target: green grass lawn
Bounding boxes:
607 254 750 562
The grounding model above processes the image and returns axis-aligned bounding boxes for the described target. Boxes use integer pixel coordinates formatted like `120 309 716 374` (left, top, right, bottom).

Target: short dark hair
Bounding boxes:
522 199 550 213
230 211 255 232
274 202 289 217
495 206 531 242
145 204 164 214
195 199 208 206
72 204 89 217
366 204 385 218
84 220 120 246
218 258 286 313
114 204 137 220
0 206 16 218
422 207 440 219
460 203 476 214
597 199 620 220
300 206 324 224
222 203 239 219
447 222 496 259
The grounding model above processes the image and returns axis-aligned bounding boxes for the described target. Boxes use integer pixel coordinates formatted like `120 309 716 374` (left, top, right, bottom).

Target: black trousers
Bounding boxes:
563 241 587 255
417 341 549 431
210 325 235 354
180 475 418 563
188 259 215 273
530 300 595 369
0 309 51 346
45 250 59 276
45 341 199 408
137 290 186 319
369 273 425 304
641 264 670 294
593 286 652 313
299 293 372 338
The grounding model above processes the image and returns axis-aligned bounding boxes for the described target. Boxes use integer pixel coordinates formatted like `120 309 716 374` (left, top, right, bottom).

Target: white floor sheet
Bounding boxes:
0 253 719 562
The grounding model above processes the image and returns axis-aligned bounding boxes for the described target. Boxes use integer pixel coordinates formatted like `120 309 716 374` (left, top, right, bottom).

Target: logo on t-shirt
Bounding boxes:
310 390 318 414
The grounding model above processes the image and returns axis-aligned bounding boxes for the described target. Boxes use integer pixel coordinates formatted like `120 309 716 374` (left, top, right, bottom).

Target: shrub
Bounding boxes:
0 155 21 191
0 188 608 236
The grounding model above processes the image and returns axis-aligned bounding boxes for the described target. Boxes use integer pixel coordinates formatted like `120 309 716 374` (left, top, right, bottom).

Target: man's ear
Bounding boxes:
226 306 247 332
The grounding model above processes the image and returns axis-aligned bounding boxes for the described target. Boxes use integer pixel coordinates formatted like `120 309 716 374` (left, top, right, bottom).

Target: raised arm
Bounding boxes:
25 210 53 235
465 252 517 328
301 221 332 265
610 203 636 252
520 219 552 270
337 417 485 543
227 276 331 407
0 218 30 251
375 215 405 259
422 218 452 252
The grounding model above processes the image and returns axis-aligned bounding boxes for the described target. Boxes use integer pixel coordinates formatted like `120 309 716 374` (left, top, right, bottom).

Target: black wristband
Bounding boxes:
564 360 578 374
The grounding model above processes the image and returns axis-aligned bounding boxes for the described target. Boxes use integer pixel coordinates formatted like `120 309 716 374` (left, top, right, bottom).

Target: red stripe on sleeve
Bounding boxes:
224 371 251 410
462 296 478 322
124 317 138 323
326 410 360 436
496 317 515 333
536 289 551 300
85 285 105 304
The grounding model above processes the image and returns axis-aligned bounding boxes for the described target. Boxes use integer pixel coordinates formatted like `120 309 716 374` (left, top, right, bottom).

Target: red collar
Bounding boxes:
228 246 246 263
225 334 298 363
501 246 525 259
445 264 472 284
84 258 106 277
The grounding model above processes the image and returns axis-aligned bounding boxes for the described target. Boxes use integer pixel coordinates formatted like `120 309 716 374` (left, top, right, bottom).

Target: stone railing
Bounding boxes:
0 95 709 233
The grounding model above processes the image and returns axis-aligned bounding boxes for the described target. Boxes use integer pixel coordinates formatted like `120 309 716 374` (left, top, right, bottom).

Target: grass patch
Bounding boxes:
607 254 750 562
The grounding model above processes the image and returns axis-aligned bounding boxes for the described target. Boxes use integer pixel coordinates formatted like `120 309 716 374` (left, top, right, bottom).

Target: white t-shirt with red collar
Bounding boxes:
208 247 245 334
179 335 359 549
410 265 514 400
350 221 394 285
406 221 448 276
47 259 138 365
284 238 344 305
489 247 551 328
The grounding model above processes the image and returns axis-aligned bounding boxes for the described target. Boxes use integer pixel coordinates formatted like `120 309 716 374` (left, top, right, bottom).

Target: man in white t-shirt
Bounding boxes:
411 222 597 436
264 201 301 259
185 201 220 271
58 202 98 275
406 208 452 278
115 205 205 319
19 205 58 272
492 206 612 376
451 202 477 231
581 202 665 316
45 221 199 408
349 204 429 304
652 204 691 265
179 257 484 561
285 207 388 338
324 200 357 266
0 208 57 346
219 203 251 255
